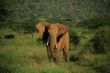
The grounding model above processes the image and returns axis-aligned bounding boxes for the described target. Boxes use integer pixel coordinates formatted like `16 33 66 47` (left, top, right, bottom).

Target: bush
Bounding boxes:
70 31 80 46
90 26 110 54
78 26 110 73
4 34 15 39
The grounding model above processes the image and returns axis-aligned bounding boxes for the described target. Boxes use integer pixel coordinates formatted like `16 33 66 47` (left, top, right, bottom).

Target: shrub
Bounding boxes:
78 26 110 73
90 26 110 54
4 34 15 39
70 31 80 46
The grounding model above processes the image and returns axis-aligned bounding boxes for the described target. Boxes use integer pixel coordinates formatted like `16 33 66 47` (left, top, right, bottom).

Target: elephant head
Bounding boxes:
47 24 69 60
35 21 49 43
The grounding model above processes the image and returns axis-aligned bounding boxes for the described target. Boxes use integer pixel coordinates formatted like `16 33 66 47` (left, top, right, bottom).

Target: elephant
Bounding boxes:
47 24 69 62
35 22 69 62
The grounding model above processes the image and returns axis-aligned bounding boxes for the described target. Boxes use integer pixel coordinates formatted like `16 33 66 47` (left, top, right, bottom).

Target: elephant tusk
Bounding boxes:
56 44 58 48
47 42 49 46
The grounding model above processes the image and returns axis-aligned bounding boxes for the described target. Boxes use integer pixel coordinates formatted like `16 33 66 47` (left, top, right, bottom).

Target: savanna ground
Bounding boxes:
0 27 91 73
1 26 108 73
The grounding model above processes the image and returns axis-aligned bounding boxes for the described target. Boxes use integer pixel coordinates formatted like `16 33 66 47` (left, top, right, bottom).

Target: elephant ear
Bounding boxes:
35 22 45 32
35 21 49 39
57 24 69 35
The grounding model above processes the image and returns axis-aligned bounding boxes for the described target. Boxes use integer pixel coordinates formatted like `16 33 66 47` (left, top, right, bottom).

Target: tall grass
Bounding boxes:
0 28 70 73
1 26 109 73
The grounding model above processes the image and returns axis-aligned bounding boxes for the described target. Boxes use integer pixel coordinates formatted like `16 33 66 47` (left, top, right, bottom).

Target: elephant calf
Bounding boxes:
35 22 69 62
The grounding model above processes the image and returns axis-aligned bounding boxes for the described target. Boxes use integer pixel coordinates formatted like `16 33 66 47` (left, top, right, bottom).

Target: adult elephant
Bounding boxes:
35 22 69 62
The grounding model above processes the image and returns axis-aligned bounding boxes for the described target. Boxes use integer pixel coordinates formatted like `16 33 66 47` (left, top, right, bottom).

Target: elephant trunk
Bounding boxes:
49 34 57 61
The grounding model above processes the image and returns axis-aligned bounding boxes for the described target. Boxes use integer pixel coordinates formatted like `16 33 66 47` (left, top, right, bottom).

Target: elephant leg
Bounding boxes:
63 48 69 62
47 46 55 62
56 48 60 62
47 46 56 62
47 46 51 61
50 46 55 62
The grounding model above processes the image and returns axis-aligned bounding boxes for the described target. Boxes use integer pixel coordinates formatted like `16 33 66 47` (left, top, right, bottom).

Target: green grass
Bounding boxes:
0 28 97 73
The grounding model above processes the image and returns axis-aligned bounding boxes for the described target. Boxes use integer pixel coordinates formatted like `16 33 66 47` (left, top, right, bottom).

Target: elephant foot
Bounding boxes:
49 56 58 63
65 54 69 62
53 56 57 62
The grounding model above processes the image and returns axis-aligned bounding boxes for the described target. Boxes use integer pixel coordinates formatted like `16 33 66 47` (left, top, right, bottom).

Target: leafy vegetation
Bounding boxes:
76 26 110 73
78 16 110 29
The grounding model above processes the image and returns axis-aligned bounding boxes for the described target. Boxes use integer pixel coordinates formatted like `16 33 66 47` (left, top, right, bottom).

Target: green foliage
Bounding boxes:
86 26 110 54
76 26 110 73
69 30 80 46
78 16 110 29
